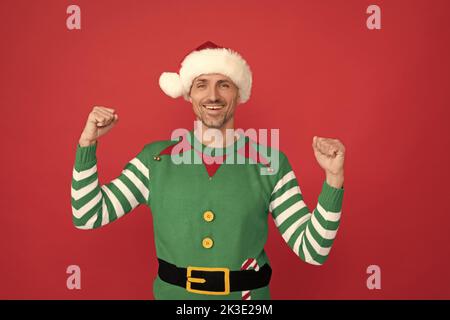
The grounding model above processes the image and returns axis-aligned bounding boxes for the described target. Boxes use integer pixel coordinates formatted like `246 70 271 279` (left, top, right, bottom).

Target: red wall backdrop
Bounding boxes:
1 0 449 299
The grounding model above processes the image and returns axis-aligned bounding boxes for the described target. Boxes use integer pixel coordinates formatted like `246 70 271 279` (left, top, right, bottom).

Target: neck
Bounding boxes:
193 119 237 148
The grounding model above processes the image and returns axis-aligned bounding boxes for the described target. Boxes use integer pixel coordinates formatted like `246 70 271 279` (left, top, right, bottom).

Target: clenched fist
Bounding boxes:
79 106 119 147
312 136 345 188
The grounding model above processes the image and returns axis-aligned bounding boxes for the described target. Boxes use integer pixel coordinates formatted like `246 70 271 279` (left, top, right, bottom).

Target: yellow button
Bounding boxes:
202 237 214 249
203 210 215 222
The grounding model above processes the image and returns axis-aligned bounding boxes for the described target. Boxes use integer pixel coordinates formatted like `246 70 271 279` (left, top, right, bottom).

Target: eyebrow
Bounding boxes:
194 79 231 84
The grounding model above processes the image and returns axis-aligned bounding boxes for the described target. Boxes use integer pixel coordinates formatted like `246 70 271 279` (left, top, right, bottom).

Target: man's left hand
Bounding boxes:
312 136 346 188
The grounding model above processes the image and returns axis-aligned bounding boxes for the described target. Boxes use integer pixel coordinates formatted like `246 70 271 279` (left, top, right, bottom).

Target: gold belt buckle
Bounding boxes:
186 266 230 295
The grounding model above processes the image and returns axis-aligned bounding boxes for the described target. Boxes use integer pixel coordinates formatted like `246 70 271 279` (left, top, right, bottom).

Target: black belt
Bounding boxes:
157 258 272 295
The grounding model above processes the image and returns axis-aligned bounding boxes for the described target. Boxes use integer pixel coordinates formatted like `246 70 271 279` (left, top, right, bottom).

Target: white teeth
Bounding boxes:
204 105 223 110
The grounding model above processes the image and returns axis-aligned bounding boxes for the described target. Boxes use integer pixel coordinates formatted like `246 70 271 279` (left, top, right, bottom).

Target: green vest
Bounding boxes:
71 129 344 300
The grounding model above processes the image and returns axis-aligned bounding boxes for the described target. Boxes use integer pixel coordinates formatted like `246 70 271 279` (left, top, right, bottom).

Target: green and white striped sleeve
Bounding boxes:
71 142 150 230
269 155 344 265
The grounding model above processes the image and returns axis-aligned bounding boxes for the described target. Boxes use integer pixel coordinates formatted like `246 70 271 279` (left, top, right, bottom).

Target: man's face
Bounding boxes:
189 73 240 129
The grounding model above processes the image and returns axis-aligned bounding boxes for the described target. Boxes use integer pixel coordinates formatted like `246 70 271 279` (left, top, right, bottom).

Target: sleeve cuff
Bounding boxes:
75 142 98 170
318 180 344 212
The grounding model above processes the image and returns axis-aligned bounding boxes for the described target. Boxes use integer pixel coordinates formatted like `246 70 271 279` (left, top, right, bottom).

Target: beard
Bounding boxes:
199 112 230 129
195 104 234 129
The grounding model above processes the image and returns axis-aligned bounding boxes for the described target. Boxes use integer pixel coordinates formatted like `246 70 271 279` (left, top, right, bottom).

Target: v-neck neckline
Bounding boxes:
186 129 248 178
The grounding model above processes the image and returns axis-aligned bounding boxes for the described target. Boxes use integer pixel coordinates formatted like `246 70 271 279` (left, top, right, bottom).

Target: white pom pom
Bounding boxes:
159 72 184 98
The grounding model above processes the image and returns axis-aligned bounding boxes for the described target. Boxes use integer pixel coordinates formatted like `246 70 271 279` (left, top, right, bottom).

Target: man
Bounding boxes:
71 41 346 300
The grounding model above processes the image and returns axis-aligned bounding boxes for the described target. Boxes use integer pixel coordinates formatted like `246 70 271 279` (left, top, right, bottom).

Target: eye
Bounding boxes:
221 83 230 88
197 84 206 88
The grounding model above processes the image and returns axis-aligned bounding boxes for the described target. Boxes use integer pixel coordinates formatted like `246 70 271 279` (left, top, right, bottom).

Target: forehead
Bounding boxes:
193 73 233 82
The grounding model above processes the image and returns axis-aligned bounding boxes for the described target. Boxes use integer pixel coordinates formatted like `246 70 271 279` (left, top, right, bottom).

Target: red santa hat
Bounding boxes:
158 41 253 103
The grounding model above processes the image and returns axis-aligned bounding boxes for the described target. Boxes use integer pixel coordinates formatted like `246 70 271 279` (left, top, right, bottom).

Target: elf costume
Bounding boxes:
71 42 344 300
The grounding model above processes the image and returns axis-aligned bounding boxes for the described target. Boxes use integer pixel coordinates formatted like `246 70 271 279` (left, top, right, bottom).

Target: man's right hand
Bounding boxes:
79 106 119 147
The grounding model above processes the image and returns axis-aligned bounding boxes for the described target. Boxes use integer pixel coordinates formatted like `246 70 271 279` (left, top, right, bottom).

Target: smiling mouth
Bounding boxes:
203 105 225 110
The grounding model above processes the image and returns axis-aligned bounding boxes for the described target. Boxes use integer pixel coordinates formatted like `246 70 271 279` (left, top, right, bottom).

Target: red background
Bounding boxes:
1 0 449 299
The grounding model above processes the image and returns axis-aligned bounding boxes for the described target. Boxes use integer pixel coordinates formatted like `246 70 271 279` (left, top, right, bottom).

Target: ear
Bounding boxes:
189 96 192 103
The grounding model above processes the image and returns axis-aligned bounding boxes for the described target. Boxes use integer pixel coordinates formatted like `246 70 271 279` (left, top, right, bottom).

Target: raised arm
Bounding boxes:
270 137 345 265
71 106 149 230
269 162 344 265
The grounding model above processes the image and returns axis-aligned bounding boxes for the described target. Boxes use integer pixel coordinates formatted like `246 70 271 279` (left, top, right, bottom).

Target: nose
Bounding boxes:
206 85 221 103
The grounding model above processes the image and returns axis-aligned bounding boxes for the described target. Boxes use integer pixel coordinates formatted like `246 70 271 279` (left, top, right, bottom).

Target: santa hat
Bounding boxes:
159 41 252 103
